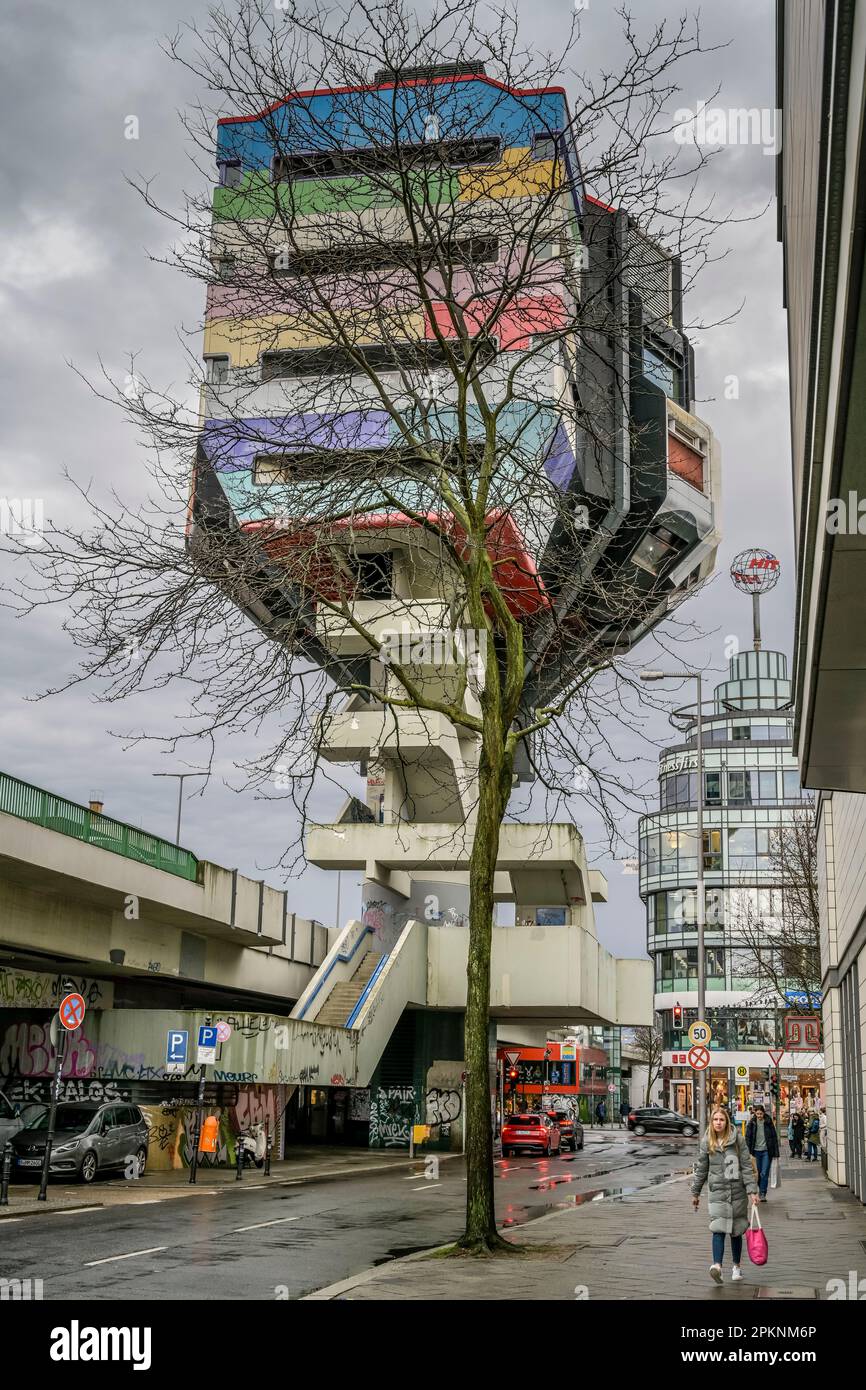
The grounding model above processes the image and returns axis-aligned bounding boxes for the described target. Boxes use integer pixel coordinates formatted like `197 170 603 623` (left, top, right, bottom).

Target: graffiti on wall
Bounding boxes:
0 968 113 1010
425 1087 461 1128
369 1085 415 1147
5 1076 129 1106
138 1085 286 1171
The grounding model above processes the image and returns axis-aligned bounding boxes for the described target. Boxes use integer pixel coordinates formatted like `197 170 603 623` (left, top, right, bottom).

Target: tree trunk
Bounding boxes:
458 731 513 1252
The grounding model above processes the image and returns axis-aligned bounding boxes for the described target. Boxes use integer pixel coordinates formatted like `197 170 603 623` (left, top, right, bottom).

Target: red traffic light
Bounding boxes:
508 1068 519 1082
673 1002 683 1025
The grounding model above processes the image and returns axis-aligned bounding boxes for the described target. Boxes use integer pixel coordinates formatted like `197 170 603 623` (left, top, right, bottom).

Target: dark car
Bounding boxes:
0 1089 45 1149
627 1106 698 1138
502 1112 561 1157
11 1101 150 1183
546 1109 584 1151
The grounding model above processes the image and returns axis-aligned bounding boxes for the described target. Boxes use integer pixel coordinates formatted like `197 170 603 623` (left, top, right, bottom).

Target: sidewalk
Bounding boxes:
0 1146 461 1218
306 1155 866 1300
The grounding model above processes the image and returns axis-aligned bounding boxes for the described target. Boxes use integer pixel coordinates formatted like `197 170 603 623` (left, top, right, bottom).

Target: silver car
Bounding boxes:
11 1100 150 1182
0 1090 45 1150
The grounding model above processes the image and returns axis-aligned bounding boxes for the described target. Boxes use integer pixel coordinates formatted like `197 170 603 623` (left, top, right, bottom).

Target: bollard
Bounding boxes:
236 1131 244 1181
0 1141 13 1206
264 1119 272 1177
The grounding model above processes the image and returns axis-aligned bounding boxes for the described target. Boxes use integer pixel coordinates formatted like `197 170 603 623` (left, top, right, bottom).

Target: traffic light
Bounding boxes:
508 1067 519 1091
673 1002 683 1028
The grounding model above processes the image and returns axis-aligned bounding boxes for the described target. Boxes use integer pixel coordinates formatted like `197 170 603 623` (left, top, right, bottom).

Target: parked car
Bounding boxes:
627 1106 698 1138
546 1109 584 1151
0 1090 46 1150
502 1112 561 1157
11 1101 150 1183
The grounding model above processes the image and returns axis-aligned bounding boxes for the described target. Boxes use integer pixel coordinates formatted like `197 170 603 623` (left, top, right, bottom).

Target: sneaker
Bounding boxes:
709 1264 723 1284
731 1266 743 1282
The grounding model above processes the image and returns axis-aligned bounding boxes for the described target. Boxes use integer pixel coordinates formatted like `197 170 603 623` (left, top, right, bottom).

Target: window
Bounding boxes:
732 723 750 742
261 338 496 383
783 770 801 801
727 770 753 805
757 770 778 804
706 947 725 979
205 356 230 386
705 770 722 803
532 134 559 160
218 160 243 188
702 829 722 871
269 236 499 278
272 137 501 183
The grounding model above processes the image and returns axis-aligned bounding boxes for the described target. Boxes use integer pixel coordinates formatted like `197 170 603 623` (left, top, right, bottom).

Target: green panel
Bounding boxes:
214 168 461 222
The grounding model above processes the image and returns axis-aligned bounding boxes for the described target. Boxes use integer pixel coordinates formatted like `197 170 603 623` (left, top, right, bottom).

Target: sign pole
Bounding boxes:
37 1023 65 1203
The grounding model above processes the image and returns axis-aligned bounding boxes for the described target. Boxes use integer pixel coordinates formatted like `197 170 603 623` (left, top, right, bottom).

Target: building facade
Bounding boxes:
640 646 823 1120
777 0 866 1200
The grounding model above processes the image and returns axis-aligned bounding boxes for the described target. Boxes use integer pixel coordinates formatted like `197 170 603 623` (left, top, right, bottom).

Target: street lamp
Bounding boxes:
151 771 206 845
640 669 707 1137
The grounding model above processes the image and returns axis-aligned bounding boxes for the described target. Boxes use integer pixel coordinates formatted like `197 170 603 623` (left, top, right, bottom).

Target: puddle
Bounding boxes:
500 1169 693 1226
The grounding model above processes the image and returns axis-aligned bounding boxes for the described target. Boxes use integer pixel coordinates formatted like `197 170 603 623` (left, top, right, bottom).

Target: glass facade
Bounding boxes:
638 649 819 1070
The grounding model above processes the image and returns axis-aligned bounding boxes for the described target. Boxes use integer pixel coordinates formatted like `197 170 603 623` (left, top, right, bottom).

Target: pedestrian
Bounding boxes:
806 1110 820 1161
791 1110 805 1158
786 1113 796 1159
745 1104 780 1200
620 1098 630 1126
819 1107 827 1155
692 1105 759 1284
595 1100 606 1125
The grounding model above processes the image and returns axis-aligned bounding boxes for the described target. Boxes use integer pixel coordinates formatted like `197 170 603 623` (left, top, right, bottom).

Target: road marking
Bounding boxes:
54 1206 102 1214
232 1216 300 1233
84 1246 167 1267
410 1183 441 1190
402 1173 427 1180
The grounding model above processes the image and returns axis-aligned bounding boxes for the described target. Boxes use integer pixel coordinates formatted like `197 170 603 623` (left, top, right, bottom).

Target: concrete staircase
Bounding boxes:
315 951 381 1027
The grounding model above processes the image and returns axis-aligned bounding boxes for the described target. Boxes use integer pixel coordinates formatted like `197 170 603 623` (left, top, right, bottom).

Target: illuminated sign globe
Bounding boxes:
730 547 781 595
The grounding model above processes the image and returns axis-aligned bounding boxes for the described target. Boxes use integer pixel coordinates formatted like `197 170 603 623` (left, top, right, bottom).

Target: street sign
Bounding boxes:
166 1029 189 1072
197 1024 219 1064
561 1041 576 1061
607 1082 617 1093
215 1020 232 1043
58 992 86 1031
785 989 822 1007
688 1045 710 1071
735 1065 749 1081
504 1051 521 1067
768 1049 784 1066
688 1020 712 1046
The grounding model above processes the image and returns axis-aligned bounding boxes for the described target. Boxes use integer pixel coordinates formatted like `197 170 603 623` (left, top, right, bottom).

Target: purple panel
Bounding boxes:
543 420 576 490
201 412 392 472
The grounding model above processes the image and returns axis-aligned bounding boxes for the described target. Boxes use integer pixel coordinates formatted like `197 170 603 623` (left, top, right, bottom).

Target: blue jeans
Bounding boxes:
754 1149 772 1195
712 1232 743 1266
806 1141 818 1160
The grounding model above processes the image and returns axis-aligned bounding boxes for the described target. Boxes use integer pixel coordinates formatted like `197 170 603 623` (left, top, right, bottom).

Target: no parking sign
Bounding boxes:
58 993 86 1031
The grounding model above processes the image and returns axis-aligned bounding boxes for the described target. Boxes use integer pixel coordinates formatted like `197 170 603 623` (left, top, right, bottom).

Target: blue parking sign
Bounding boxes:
198 1025 218 1050
166 1029 188 1067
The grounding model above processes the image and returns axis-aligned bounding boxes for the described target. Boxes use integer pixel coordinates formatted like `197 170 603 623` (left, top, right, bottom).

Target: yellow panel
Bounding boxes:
457 148 561 201
204 308 429 367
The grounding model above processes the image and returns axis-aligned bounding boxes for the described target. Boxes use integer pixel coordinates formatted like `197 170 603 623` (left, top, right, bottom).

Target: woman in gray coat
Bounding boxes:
691 1105 759 1283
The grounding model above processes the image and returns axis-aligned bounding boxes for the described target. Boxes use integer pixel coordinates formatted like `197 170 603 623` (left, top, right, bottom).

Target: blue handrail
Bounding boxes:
345 952 389 1028
295 926 374 1019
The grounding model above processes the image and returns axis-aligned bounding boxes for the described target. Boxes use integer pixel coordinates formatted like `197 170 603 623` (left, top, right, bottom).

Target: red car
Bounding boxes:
501 1112 561 1157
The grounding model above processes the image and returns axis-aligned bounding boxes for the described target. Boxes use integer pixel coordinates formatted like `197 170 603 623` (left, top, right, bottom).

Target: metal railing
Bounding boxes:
0 771 198 881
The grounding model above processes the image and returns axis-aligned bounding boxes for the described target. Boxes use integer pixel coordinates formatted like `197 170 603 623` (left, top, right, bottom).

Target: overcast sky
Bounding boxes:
0 0 792 960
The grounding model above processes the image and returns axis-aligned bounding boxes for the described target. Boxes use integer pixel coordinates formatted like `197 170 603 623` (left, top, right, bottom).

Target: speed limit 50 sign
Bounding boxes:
688 1020 712 1046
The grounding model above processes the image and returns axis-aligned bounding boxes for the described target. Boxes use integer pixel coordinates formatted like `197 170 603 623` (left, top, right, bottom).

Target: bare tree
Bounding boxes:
631 1022 663 1105
5 0 733 1252
730 806 821 1016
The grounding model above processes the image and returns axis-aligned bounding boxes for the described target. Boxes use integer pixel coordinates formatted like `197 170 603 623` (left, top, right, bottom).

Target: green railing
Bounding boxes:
0 771 199 881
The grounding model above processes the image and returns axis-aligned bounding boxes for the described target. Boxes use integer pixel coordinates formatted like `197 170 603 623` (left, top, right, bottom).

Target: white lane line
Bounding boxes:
84 1246 167 1267
410 1183 441 1191
0 1218 23 1225
232 1216 300 1233
402 1173 427 1180
54 1206 102 1214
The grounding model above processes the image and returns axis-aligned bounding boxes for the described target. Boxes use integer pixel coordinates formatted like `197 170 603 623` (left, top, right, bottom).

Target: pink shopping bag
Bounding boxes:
746 1204 768 1265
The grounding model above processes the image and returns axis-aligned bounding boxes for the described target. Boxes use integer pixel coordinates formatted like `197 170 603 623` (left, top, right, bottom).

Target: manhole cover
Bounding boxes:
754 1286 819 1300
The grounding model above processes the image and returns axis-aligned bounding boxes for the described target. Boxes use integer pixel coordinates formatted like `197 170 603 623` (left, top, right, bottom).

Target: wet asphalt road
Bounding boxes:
0 1135 695 1300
